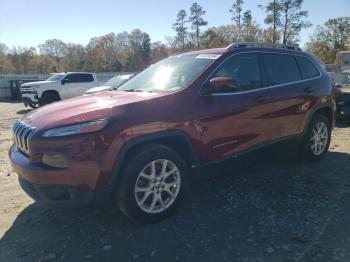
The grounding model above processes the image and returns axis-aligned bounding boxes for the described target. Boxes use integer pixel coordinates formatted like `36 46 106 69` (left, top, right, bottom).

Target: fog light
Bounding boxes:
42 153 68 168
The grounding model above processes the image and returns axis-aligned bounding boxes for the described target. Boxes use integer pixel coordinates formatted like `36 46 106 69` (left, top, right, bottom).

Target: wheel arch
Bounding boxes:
304 103 335 134
41 90 61 100
109 130 200 189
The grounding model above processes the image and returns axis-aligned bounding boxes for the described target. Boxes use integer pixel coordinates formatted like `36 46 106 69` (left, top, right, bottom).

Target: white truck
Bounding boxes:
20 72 99 108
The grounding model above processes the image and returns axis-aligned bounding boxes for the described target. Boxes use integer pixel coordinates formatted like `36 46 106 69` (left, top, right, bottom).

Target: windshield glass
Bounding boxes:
119 54 219 92
104 75 132 87
46 74 64 81
336 72 350 85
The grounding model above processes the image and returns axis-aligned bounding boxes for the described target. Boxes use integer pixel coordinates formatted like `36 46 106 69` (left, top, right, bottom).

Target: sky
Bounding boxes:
0 0 349 49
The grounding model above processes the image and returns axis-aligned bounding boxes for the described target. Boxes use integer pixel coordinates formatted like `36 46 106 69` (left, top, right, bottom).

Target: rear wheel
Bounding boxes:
116 144 188 223
300 114 331 161
40 92 60 106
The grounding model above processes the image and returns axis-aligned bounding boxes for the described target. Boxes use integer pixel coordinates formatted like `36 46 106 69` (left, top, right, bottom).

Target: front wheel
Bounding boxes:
116 144 188 223
40 92 60 106
28 103 38 109
300 114 331 161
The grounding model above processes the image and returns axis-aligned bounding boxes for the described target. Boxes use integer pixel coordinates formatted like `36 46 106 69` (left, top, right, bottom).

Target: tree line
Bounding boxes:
0 1 349 74
0 29 169 74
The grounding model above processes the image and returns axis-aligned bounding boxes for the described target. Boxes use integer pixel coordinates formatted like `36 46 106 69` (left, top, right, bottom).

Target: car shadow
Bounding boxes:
336 120 350 128
16 109 32 115
2 148 350 262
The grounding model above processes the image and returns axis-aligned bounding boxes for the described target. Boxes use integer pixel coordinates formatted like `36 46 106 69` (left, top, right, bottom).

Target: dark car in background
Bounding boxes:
335 70 350 120
9 42 335 222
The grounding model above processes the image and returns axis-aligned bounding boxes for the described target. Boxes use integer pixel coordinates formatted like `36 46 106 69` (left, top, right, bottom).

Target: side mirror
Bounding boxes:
209 77 237 92
61 79 68 85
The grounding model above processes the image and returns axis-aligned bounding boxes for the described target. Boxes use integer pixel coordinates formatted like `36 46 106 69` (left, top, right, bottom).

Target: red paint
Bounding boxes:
9 47 336 197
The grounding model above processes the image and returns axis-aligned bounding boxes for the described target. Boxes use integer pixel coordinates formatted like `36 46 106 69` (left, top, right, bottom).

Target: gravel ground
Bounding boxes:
1 101 350 262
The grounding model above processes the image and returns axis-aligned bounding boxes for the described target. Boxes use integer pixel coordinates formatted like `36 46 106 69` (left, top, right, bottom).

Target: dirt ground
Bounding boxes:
1 101 350 262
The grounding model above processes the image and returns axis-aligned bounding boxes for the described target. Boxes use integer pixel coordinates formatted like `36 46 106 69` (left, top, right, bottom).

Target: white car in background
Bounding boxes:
84 74 135 94
20 72 99 108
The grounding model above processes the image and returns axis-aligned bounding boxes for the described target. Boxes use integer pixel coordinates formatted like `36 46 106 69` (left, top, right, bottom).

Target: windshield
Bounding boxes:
336 72 350 85
46 74 64 81
119 54 218 92
104 75 133 88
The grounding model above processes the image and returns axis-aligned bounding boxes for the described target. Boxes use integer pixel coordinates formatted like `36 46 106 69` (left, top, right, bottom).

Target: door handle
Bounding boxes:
304 87 315 93
255 95 272 103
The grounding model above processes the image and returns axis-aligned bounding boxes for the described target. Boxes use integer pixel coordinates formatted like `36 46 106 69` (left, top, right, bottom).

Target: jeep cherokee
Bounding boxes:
9 42 336 222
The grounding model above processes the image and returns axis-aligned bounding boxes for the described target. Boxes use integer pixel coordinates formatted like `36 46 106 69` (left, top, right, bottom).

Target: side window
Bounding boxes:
262 53 301 86
79 74 94 82
295 56 320 79
63 74 94 83
63 74 77 83
209 53 262 93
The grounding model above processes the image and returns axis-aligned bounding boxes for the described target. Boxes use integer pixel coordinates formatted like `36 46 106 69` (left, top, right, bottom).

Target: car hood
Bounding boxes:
22 90 166 130
21 80 56 87
85 85 113 94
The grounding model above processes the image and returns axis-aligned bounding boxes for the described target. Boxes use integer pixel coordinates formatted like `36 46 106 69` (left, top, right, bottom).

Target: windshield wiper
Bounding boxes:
135 89 153 93
124 88 153 93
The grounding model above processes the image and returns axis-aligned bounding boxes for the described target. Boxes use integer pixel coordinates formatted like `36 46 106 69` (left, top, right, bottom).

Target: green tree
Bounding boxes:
259 0 282 43
241 10 261 41
140 32 152 67
150 41 170 63
306 17 350 64
172 9 188 51
230 0 244 41
279 0 311 44
260 0 310 43
189 2 208 49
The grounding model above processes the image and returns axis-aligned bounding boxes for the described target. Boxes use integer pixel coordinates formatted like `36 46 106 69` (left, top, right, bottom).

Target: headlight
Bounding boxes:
42 119 109 137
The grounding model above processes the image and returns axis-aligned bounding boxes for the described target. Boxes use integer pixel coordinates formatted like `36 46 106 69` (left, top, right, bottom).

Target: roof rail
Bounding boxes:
226 42 302 51
171 50 187 56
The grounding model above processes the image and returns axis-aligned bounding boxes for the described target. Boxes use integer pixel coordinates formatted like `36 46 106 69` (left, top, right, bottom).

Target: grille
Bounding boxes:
20 87 35 94
12 121 35 155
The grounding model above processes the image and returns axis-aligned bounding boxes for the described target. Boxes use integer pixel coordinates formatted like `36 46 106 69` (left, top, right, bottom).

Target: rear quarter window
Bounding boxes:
295 56 320 79
262 53 301 86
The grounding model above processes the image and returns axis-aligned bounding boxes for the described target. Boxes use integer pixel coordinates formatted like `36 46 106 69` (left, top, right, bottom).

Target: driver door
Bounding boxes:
198 52 275 162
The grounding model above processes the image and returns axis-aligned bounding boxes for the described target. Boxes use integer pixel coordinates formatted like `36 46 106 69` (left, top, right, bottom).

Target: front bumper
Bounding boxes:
18 176 92 207
22 93 39 106
9 145 102 207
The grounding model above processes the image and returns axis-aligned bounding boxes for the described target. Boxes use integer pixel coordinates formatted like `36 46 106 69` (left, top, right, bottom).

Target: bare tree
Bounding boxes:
38 39 67 63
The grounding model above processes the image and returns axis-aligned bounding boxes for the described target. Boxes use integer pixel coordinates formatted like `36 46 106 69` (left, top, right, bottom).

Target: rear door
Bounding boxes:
198 52 276 162
61 73 96 98
260 52 315 140
77 74 96 93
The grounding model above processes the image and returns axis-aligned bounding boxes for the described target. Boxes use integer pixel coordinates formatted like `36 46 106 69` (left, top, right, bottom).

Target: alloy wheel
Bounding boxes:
134 159 181 214
310 122 328 155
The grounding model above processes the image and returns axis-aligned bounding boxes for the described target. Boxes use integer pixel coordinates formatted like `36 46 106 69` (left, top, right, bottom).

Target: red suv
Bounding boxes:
9 43 335 222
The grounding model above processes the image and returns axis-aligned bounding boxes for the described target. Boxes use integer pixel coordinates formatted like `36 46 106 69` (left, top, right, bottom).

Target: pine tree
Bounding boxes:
189 2 208 49
172 10 188 51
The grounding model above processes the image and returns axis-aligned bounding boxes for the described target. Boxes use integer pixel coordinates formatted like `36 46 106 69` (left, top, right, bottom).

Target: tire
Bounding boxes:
28 103 38 109
40 92 60 106
300 114 331 161
116 144 188 223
